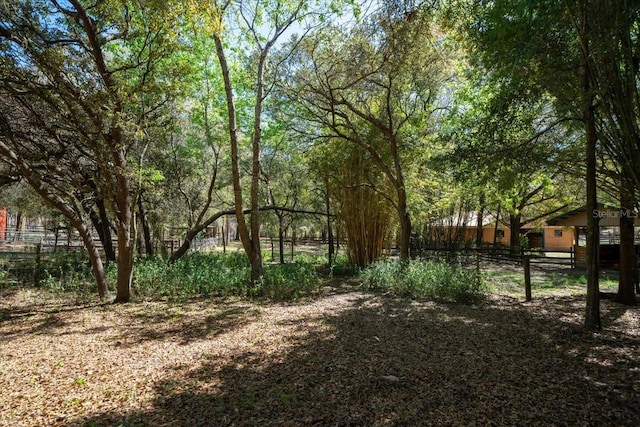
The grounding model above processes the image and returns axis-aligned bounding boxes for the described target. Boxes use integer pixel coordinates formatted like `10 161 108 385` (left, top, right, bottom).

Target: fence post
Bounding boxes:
524 255 532 301
33 242 42 286
570 246 575 269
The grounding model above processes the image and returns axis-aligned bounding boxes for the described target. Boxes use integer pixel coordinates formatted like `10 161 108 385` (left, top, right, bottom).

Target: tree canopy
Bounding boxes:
1 0 638 327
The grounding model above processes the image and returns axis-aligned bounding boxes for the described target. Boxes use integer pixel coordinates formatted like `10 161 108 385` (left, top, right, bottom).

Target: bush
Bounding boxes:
330 254 360 277
128 252 322 301
259 259 322 301
40 252 94 291
361 259 484 303
130 252 251 299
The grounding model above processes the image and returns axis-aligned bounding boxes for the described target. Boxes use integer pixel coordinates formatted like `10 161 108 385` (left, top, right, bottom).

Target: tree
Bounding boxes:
440 74 581 253
261 134 312 264
308 139 394 267
0 0 184 301
281 4 446 261
201 0 337 284
152 30 232 264
585 1 640 306
0 99 110 298
453 0 604 328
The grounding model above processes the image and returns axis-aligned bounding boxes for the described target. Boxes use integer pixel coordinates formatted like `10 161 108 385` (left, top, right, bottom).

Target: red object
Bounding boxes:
0 208 6 240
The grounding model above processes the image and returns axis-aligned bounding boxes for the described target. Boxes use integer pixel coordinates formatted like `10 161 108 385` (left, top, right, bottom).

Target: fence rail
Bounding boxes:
414 245 576 268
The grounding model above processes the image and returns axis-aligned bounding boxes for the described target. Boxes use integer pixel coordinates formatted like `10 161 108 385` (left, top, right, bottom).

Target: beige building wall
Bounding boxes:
543 227 574 251
481 227 510 245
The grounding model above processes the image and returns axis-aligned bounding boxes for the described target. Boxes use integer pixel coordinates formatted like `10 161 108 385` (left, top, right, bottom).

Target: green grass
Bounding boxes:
361 259 485 303
106 252 323 302
483 268 619 298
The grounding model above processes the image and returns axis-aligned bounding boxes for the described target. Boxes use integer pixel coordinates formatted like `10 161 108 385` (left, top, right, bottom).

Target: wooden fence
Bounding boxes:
414 245 576 268
414 245 580 302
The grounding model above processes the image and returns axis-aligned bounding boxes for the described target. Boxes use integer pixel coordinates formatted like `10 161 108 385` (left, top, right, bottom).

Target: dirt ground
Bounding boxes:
1 276 639 426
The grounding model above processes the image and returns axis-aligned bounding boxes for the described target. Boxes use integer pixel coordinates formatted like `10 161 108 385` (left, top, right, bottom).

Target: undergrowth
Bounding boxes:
361 259 485 303
106 252 322 301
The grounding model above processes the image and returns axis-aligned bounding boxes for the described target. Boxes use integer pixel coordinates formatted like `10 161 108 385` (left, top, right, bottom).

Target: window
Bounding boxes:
496 229 505 238
554 229 563 238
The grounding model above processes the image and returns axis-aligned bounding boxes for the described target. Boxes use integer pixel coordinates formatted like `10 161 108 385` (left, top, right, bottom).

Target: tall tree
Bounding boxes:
452 0 604 328
195 0 338 284
440 75 580 253
281 4 446 261
0 0 183 302
586 1 640 306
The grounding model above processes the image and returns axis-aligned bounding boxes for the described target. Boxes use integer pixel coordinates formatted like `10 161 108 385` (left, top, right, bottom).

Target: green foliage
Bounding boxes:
258 259 322 301
361 259 484 303
44 252 93 278
38 253 94 295
330 254 360 277
111 252 322 301
0 268 13 289
124 253 251 299
0 251 94 292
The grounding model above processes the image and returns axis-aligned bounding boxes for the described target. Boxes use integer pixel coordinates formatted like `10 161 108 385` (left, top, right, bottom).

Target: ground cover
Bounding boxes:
0 266 638 426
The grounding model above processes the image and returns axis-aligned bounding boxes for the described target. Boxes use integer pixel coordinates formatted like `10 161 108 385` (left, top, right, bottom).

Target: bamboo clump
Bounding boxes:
330 147 393 268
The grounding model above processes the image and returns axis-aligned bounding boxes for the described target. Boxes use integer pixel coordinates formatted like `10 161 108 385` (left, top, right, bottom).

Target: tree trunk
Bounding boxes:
86 198 115 263
399 209 412 260
581 22 601 329
113 148 133 303
247 48 271 284
214 33 259 283
326 188 335 267
396 185 411 260
76 222 109 300
15 211 21 235
278 215 285 264
169 228 198 264
114 220 133 303
97 198 116 263
61 212 109 300
493 204 502 245
476 195 485 247
616 179 636 305
509 213 522 254
138 196 154 257
222 220 227 253
169 210 232 264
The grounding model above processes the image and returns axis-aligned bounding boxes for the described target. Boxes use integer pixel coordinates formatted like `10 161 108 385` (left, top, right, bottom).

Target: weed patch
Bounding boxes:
361 259 484 303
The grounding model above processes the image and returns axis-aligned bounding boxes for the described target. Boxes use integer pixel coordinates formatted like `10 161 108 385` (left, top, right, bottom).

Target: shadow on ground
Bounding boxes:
65 293 640 426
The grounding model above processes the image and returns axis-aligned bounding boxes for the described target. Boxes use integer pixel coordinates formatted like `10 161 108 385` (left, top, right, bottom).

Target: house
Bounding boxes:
427 210 573 250
546 203 640 266
522 226 574 251
427 211 507 246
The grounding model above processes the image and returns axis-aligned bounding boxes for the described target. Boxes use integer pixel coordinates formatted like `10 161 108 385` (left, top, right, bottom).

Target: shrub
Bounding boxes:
128 252 323 301
361 259 484 303
330 254 360 277
35 252 95 294
130 252 251 299
259 259 322 301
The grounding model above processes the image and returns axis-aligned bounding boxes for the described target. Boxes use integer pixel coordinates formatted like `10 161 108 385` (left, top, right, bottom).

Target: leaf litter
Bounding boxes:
0 283 638 426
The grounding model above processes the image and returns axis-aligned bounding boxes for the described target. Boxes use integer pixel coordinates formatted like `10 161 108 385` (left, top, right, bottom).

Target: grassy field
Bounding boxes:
482 263 620 298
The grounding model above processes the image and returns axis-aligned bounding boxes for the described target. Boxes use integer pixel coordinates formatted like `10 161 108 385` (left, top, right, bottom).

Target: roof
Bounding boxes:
430 211 501 228
546 202 640 227
546 206 591 225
